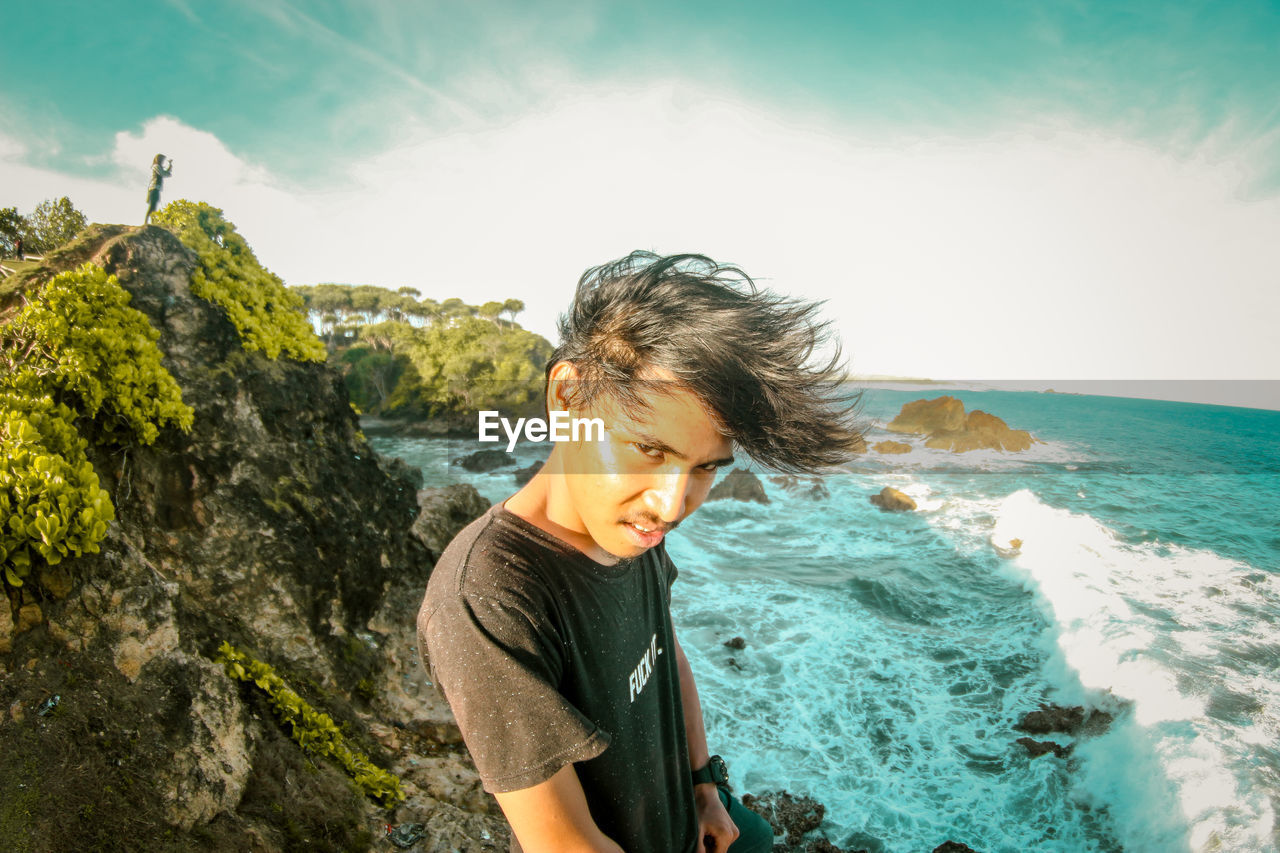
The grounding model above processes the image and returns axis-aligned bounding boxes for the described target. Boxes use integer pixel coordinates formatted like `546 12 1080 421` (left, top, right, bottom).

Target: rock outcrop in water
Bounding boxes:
887 396 1038 452
708 469 771 504
1015 703 1114 737
741 790 860 852
453 448 514 473
870 486 917 512
872 439 912 454
769 474 830 501
0 226 507 851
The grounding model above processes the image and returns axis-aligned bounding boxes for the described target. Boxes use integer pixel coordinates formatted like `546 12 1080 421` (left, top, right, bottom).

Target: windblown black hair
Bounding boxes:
548 251 866 474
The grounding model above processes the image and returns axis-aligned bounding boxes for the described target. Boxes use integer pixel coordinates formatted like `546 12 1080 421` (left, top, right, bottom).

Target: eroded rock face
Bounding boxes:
887 396 1037 453
0 226 500 850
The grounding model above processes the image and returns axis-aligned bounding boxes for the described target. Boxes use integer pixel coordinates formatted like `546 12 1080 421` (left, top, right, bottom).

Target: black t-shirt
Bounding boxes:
418 503 699 853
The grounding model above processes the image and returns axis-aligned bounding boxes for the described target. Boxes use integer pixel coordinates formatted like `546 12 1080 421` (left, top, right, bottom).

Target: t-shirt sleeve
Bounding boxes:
420 586 610 793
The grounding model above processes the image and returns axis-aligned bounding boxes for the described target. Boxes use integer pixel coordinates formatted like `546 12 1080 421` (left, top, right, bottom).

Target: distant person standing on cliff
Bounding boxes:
144 154 173 225
418 251 865 853
14 236 23 260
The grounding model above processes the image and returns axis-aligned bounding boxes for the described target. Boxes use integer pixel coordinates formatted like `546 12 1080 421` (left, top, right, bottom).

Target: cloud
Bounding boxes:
4 87 1278 383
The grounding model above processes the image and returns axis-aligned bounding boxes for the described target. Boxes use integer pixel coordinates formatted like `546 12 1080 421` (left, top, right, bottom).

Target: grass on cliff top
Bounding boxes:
0 225 138 318
0 262 35 307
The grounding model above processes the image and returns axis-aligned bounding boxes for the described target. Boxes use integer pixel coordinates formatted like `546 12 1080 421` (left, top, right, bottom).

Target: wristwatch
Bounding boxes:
691 754 729 788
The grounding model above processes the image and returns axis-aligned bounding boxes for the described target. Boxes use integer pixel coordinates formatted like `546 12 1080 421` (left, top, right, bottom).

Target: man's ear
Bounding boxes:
546 361 581 414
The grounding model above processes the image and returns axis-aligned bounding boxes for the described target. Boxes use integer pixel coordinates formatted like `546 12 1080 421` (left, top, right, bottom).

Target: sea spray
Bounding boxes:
989 489 1278 852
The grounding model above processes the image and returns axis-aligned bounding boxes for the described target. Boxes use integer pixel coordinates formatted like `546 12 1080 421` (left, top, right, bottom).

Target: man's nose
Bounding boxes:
645 469 692 523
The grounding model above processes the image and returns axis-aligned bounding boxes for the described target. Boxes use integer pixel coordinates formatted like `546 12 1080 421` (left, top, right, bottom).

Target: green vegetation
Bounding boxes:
215 642 405 807
1 264 192 591
153 200 326 362
294 282 550 419
1 196 87 256
0 394 111 587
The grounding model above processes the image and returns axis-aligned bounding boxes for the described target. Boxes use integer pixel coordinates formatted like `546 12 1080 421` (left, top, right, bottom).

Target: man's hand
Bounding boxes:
695 783 739 853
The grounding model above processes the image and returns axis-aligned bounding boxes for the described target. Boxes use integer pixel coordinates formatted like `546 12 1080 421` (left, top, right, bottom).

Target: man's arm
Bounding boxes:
494 764 625 853
673 634 739 853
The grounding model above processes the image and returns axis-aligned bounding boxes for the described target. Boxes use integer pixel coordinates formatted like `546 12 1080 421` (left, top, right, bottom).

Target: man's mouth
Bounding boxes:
622 519 670 547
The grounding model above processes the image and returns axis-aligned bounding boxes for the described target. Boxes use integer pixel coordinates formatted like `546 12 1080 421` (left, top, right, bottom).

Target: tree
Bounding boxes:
478 300 504 327
439 297 473 324
0 207 26 256
24 196 87 253
501 298 525 326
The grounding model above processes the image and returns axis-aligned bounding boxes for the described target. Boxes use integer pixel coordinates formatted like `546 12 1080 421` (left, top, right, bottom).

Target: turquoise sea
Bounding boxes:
372 386 1280 853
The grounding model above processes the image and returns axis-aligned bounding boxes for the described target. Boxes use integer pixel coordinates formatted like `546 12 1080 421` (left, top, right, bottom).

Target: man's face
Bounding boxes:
552 374 735 562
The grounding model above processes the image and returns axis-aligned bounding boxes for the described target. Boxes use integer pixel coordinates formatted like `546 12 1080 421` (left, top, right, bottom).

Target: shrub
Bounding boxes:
0 263 190 591
0 394 113 587
152 200 325 362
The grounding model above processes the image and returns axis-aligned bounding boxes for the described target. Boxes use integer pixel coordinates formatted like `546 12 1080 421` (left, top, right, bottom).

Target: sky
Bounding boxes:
3 1 1279 408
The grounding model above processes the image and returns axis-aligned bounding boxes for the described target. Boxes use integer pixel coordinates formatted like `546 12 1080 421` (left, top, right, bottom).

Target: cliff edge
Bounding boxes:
0 225 506 851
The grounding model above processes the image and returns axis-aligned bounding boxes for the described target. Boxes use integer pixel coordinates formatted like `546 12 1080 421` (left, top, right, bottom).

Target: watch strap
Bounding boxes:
691 754 728 787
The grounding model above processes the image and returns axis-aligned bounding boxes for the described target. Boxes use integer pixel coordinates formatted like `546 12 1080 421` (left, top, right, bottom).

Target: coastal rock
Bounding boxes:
925 410 1035 453
453 448 514 472
768 474 830 501
887 396 966 435
379 453 426 490
412 485 491 560
708 469 770 504
1016 737 1072 759
806 481 831 501
725 636 747 650
1015 703 1113 736
741 790 822 845
741 790 866 851
873 440 912 454
0 225 487 850
513 460 543 486
933 843 983 853
887 396 1038 453
869 486 916 512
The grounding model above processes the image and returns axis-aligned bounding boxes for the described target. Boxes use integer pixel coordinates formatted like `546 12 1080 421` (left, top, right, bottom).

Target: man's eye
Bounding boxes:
634 443 663 459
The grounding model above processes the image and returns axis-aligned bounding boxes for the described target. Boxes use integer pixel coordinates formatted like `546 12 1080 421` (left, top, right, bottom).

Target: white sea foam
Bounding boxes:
980 489 1279 852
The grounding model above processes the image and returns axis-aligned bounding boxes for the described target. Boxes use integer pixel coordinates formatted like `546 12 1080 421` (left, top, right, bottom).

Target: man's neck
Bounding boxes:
502 448 619 566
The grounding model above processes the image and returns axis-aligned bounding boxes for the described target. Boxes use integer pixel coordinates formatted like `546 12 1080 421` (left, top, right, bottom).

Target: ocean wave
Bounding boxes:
984 489 1278 852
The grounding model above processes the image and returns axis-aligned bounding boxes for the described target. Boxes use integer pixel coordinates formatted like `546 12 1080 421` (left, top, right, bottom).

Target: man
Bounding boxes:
144 153 173 225
419 252 864 852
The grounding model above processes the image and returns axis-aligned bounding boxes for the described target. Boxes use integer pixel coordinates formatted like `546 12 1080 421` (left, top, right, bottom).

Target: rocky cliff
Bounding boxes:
0 226 506 851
